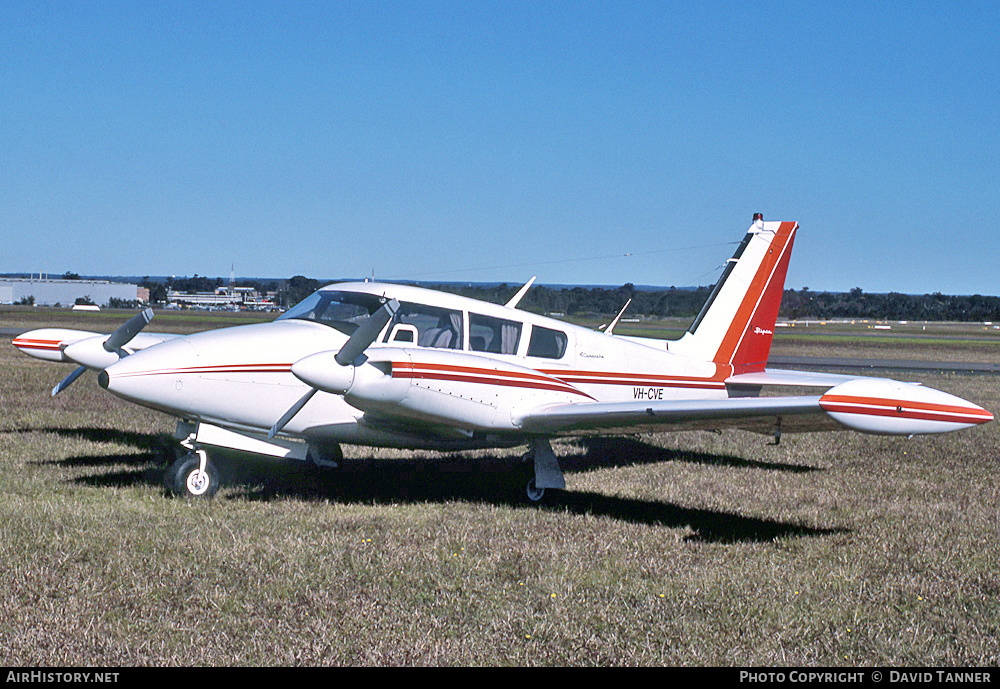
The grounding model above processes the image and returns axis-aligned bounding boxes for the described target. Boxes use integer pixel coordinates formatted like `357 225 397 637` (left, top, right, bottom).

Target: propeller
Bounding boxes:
268 298 399 438
52 308 155 396
51 365 88 396
334 299 400 366
103 308 154 355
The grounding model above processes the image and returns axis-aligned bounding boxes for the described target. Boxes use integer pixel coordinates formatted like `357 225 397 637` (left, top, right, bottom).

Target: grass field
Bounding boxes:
1 308 998 666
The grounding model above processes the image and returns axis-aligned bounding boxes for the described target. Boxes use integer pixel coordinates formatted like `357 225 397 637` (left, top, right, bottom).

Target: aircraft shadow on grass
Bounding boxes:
37 427 844 544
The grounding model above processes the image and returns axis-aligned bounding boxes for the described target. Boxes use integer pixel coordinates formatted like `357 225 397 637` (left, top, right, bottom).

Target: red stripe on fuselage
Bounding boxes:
538 369 726 390
393 361 595 399
110 363 294 378
108 359 729 400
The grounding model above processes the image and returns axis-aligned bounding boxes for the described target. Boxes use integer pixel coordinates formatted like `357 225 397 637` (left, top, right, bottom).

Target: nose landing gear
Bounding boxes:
164 447 220 498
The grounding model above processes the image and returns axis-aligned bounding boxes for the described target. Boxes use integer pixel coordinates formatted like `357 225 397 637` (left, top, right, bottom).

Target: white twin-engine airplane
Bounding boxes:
14 215 993 500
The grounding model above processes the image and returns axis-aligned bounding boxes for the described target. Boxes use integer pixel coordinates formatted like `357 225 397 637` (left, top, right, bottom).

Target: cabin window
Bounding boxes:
469 314 522 355
388 324 417 343
387 302 464 349
277 290 383 336
526 325 567 359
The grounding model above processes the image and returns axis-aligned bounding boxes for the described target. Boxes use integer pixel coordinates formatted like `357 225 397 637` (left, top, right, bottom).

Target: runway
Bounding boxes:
768 355 1000 374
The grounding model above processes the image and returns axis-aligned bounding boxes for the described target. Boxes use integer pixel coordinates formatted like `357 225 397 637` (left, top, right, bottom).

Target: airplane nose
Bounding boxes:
100 320 339 422
100 336 201 412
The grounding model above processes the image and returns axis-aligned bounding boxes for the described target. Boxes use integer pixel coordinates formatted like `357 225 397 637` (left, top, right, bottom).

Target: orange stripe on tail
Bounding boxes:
715 221 797 374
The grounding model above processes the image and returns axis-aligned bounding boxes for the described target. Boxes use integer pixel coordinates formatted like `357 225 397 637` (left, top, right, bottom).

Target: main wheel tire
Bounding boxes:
525 478 546 503
166 453 220 498
162 455 187 492
308 441 344 469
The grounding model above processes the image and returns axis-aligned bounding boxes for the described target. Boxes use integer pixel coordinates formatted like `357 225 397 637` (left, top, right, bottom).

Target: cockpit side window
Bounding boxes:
469 313 522 355
526 325 568 359
386 302 464 349
277 291 384 336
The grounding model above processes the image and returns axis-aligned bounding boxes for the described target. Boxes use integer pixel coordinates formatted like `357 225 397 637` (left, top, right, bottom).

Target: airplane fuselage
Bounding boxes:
99 282 729 449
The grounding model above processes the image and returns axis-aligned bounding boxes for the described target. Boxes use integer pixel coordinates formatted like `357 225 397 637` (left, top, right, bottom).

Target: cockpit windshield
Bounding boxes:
277 290 385 336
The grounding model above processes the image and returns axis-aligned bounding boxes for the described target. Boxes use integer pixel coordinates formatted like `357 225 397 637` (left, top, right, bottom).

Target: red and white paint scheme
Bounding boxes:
14 215 993 500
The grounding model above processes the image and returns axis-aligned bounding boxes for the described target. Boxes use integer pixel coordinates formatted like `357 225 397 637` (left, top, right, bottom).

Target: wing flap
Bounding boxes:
515 395 832 435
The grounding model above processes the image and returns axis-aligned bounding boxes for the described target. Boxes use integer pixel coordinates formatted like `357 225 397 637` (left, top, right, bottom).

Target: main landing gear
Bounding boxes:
520 438 565 503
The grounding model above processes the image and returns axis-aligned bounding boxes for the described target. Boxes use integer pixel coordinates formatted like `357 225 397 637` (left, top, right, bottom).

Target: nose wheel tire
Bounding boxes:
165 451 220 498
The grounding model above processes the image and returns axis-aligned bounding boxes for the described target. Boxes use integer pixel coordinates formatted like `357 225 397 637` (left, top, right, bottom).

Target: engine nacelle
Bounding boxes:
291 350 358 396
12 328 99 363
374 349 590 431
292 347 590 432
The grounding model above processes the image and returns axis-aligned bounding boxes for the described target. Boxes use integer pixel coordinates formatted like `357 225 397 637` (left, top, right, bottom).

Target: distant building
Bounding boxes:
166 285 274 310
0 277 143 307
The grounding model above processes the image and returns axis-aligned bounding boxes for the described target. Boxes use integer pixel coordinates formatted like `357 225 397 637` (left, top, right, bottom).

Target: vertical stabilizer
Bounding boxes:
670 215 797 375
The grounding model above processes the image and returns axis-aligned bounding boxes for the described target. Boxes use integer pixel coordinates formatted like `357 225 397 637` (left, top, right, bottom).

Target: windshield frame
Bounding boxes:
277 290 386 336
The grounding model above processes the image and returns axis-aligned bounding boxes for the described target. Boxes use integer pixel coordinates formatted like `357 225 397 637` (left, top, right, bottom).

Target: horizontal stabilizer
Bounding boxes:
726 369 859 388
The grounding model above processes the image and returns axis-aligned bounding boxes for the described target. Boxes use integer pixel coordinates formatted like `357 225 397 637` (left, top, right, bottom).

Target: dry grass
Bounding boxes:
1 317 998 666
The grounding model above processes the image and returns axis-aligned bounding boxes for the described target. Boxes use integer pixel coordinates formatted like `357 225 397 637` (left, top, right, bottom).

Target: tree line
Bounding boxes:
432 283 1000 323
138 275 1000 322
779 287 1000 322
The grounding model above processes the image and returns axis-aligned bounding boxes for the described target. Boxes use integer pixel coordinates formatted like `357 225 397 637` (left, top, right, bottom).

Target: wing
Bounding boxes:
725 368 859 387
14 327 180 365
515 374 992 438
515 395 836 436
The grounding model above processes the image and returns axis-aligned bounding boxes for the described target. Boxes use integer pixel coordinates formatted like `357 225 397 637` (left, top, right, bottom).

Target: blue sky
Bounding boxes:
3 1 998 294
